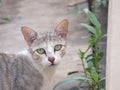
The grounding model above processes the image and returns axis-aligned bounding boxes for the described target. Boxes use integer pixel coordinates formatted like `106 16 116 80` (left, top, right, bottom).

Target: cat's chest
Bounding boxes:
41 63 71 90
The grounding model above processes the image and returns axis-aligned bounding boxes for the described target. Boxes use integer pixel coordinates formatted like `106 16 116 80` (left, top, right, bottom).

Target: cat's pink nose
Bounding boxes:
48 57 55 64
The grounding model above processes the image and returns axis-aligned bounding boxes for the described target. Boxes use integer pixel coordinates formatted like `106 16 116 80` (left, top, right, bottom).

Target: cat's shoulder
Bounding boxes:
0 49 30 59
17 49 32 59
18 49 29 56
0 52 15 57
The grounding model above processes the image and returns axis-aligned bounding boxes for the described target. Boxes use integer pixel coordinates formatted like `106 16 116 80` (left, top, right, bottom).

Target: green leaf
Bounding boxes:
86 68 99 82
86 54 93 62
53 77 91 90
85 54 95 68
86 68 91 73
89 37 97 44
68 71 79 75
0 17 11 24
98 77 106 83
91 70 98 82
79 49 85 59
81 23 97 35
97 52 104 62
88 61 94 68
98 77 106 89
86 11 103 42
87 11 101 30
97 28 102 41
102 0 108 7
102 33 107 39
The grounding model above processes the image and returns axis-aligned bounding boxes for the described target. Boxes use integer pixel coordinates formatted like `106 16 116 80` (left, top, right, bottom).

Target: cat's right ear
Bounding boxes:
55 19 68 39
21 26 38 46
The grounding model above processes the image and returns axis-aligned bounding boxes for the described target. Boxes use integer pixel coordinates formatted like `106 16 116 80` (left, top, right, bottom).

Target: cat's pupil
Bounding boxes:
36 48 46 54
54 44 62 51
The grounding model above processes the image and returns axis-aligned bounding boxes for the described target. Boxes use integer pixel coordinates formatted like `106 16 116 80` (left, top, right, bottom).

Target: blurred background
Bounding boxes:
0 0 108 89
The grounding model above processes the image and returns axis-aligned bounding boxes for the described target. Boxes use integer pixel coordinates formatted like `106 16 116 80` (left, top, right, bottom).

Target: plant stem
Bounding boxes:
93 42 99 73
80 46 92 87
81 57 87 78
81 57 91 87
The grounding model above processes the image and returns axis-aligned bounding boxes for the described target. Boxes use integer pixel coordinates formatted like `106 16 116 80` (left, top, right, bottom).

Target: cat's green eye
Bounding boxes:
36 48 46 54
54 44 62 51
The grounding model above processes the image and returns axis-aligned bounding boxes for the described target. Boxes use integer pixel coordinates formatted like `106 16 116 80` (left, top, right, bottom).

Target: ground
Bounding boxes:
0 0 92 89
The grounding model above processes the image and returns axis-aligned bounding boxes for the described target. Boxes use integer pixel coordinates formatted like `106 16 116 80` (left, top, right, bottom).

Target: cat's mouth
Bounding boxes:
49 63 57 67
51 63 54 65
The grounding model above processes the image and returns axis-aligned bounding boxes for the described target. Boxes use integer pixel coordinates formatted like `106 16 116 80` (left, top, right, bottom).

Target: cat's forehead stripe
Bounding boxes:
33 32 62 45
39 32 59 42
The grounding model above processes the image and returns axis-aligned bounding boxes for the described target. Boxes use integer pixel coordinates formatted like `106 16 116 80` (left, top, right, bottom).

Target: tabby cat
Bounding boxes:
0 19 68 90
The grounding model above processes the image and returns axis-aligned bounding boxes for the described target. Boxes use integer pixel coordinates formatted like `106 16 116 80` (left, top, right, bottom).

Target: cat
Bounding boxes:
0 19 68 90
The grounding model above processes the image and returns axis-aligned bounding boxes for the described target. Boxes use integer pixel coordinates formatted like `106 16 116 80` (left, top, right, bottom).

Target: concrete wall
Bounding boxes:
106 0 120 90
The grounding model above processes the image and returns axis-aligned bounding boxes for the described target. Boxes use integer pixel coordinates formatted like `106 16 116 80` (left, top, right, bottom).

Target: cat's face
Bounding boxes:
21 19 68 67
29 32 66 67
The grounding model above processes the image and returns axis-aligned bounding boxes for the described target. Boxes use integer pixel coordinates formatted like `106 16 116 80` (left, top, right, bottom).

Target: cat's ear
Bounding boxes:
55 19 68 39
21 26 38 46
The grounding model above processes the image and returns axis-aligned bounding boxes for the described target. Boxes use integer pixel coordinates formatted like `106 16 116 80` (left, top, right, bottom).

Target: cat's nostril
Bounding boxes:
48 57 55 64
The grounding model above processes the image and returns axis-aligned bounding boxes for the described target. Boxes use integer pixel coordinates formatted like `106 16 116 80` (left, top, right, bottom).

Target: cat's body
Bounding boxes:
0 52 43 90
0 19 68 90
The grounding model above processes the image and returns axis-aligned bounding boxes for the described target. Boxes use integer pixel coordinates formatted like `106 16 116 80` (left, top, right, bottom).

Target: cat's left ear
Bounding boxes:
21 26 38 46
55 19 68 39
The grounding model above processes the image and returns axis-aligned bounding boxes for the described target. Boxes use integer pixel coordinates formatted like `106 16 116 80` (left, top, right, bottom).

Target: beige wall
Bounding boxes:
106 0 120 90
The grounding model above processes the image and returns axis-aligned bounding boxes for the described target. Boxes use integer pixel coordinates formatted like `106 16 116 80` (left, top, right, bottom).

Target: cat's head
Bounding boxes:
21 19 68 67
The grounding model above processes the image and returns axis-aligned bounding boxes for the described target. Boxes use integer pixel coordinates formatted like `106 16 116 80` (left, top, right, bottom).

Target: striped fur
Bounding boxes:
0 53 43 90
